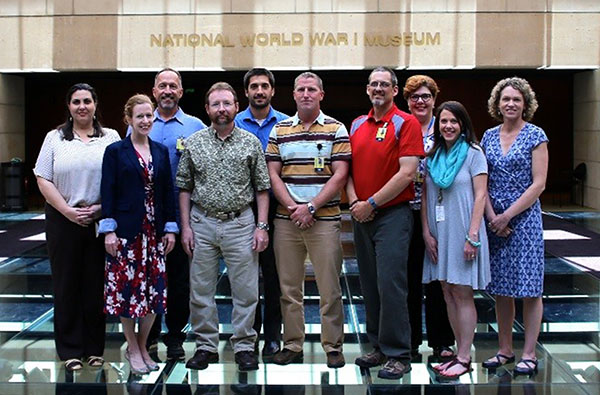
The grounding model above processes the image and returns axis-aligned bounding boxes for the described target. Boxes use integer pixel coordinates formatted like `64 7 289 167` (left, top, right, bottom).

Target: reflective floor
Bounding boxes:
0 210 598 394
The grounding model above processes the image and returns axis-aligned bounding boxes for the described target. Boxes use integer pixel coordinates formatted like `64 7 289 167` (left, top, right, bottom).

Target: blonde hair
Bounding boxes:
487 77 538 122
123 94 154 124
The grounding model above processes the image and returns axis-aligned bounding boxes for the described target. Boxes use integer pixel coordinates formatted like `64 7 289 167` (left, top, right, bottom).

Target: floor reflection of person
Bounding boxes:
402 75 455 361
421 101 490 380
100 94 177 375
481 77 549 376
34 83 120 372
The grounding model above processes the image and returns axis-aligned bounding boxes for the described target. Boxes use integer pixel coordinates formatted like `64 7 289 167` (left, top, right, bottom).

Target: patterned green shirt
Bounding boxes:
176 126 271 212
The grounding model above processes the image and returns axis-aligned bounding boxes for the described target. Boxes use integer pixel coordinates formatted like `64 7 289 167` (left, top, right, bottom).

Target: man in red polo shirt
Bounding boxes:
346 66 424 379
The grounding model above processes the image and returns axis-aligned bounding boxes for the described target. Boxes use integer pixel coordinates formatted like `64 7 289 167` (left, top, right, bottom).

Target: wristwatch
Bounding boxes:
307 202 316 216
256 222 270 231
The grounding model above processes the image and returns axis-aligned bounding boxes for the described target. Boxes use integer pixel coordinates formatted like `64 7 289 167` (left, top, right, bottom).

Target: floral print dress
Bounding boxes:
104 151 167 318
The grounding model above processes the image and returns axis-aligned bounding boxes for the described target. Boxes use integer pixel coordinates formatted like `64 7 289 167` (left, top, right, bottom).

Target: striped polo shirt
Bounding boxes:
266 111 351 220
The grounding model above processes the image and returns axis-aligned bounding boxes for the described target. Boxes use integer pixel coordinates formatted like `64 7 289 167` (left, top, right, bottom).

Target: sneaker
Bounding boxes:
355 349 386 368
326 351 345 368
185 349 219 370
166 343 186 361
235 350 259 371
272 348 304 365
377 358 411 379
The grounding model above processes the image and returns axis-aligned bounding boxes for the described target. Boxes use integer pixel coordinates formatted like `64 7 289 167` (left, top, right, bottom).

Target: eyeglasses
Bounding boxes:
369 81 393 88
209 101 235 109
409 93 433 103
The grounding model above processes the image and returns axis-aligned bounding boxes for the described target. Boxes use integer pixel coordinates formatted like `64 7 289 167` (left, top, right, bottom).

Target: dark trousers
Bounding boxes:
353 204 412 363
45 203 106 360
407 210 455 350
252 195 282 343
148 235 190 347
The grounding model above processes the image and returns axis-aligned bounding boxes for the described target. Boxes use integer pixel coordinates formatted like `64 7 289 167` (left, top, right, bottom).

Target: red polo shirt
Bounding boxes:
349 104 424 208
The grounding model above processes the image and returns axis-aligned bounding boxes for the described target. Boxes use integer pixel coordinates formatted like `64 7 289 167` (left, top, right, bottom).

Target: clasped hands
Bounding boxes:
349 200 375 223
288 203 315 230
487 213 512 238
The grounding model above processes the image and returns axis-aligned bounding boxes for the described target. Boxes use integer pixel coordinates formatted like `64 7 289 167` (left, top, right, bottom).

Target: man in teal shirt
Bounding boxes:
234 68 288 362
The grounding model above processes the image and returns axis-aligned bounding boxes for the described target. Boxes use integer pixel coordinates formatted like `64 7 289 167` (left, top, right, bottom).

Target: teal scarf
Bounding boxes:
427 136 469 189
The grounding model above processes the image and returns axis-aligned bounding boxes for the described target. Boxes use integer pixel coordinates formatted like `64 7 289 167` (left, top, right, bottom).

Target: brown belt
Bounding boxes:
198 205 248 221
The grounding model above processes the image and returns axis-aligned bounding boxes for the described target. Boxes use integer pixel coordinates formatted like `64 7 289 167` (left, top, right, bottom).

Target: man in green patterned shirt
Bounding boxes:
176 82 271 372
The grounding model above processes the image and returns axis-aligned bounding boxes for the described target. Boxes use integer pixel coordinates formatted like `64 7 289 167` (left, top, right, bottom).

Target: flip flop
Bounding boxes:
482 353 515 369
513 358 538 375
86 356 104 367
65 358 83 371
436 357 472 380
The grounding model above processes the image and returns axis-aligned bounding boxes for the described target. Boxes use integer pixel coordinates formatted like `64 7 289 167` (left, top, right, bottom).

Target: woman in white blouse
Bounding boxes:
34 83 120 372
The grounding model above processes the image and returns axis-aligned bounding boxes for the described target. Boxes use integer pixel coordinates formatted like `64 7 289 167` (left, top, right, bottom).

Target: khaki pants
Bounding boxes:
273 218 344 353
189 205 258 353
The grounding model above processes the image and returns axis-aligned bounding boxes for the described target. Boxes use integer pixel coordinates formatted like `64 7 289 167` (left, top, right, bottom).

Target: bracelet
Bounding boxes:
349 199 359 208
367 197 378 209
465 234 481 248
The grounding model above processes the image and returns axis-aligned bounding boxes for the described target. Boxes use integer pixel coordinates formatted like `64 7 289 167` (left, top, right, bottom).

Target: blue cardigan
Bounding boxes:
99 135 177 240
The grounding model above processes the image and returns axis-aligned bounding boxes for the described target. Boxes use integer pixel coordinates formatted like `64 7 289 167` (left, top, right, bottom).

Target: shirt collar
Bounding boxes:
367 104 398 123
154 107 184 125
290 110 325 127
240 106 277 123
209 125 239 142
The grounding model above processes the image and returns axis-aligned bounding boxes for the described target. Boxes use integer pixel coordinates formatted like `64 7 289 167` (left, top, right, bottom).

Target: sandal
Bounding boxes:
436 357 472 380
432 357 455 372
433 346 455 362
513 358 538 375
86 356 104 367
65 358 83 371
482 353 515 369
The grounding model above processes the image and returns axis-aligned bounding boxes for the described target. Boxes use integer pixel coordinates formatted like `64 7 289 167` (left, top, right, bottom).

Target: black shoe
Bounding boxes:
235 350 259 371
272 348 303 365
166 343 186 361
261 341 280 363
147 342 162 363
326 351 345 368
185 349 219 370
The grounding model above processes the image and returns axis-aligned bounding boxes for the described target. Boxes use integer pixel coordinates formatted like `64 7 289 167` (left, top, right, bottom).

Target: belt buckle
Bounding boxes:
215 211 228 220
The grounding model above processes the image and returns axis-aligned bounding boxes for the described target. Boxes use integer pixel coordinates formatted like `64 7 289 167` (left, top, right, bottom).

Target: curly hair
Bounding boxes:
402 75 439 101
487 77 538 122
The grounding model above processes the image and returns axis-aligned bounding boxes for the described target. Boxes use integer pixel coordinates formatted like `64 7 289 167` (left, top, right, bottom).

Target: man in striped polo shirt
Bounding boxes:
266 72 351 369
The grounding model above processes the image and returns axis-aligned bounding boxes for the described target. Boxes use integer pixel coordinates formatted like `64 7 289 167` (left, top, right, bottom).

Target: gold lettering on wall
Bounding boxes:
149 31 440 48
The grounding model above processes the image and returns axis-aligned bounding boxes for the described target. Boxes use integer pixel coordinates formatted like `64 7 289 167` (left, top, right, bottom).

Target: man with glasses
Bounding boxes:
345 67 424 379
177 82 271 372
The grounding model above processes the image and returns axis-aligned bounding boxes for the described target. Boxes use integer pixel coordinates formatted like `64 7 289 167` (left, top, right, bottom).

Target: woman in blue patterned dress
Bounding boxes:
100 94 178 375
481 78 549 376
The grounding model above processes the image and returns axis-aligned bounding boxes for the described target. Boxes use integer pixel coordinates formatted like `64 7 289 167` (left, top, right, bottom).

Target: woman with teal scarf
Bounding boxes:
421 101 490 380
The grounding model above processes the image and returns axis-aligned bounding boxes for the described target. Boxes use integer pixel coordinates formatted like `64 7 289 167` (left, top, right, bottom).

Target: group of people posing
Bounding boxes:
34 66 548 381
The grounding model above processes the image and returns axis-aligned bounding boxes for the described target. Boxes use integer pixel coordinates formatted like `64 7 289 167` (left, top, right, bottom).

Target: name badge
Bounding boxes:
176 137 185 152
435 205 445 222
415 173 424 183
375 127 387 141
314 157 325 172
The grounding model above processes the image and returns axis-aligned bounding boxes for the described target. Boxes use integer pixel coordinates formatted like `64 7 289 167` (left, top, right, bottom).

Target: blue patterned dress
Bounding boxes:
481 123 548 298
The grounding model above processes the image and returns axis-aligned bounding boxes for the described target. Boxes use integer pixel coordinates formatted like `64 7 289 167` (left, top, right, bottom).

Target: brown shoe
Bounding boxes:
326 351 345 368
355 349 386 368
272 348 303 365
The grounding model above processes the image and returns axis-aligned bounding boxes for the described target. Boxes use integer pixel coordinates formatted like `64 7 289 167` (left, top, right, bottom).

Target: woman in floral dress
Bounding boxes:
481 78 549 376
99 94 177 374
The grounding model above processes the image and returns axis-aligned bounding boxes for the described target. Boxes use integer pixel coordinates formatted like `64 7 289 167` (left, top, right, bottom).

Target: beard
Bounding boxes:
211 113 234 125
249 95 270 109
158 94 178 111
370 97 385 107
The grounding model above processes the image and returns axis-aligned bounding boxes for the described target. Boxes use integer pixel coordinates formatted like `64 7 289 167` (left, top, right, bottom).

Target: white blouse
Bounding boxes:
34 128 121 207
